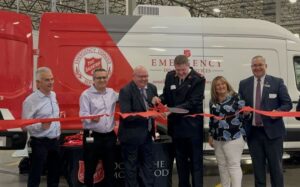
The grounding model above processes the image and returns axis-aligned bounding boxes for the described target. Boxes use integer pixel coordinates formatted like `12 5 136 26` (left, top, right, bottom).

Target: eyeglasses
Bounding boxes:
136 75 149 78
251 64 265 68
94 76 108 80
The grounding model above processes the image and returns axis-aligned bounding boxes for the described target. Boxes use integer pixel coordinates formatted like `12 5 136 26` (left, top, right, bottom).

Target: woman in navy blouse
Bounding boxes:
208 76 246 187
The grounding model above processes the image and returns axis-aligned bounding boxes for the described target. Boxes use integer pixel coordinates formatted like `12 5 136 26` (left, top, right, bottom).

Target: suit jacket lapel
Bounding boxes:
244 76 254 107
146 85 154 108
261 75 270 106
170 75 178 102
248 77 254 107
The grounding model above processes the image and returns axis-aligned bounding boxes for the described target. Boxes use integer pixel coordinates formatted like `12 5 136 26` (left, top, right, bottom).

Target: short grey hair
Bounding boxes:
36 67 52 81
251 55 266 64
133 65 147 76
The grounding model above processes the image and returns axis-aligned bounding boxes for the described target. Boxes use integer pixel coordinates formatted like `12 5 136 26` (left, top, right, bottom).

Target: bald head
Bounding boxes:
133 66 149 88
133 66 147 75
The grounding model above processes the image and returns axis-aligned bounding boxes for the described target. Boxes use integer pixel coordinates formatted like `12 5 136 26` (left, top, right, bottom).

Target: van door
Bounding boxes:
0 11 32 149
285 51 300 153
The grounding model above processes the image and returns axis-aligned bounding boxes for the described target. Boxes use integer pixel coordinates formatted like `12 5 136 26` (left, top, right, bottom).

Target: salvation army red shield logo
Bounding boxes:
184 49 191 57
73 47 113 86
84 57 102 76
78 160 104 184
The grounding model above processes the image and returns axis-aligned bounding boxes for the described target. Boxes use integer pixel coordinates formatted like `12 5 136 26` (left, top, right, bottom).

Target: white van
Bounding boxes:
96 14 300 155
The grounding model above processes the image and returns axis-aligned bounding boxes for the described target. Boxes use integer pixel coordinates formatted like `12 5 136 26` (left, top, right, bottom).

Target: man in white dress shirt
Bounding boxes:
79 68 118 187
22 67 61 187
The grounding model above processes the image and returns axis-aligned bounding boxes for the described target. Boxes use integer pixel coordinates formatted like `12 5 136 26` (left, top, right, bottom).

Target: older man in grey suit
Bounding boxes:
118 66 158 187
239 55 292 187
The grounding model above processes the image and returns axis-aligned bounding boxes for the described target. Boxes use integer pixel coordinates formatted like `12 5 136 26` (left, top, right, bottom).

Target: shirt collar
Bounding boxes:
36 89 51 98
185 68 192 80
140 85 148 90
182 68 192 81
133 81 148 90
91 85 107 94
175 67 192 80
254 74 266 83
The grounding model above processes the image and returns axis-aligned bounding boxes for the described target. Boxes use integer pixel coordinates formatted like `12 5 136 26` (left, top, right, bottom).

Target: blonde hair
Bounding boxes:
210 76 237 104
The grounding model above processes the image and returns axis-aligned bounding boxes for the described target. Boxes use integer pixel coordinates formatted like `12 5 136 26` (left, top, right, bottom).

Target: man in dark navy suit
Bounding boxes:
153 55 206 187
239 55 292 187
118 66 158 187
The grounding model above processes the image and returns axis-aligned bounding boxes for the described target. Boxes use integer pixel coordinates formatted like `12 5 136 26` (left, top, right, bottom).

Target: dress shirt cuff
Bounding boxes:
83 119 91 124
243 113 252 120
26 123 43 133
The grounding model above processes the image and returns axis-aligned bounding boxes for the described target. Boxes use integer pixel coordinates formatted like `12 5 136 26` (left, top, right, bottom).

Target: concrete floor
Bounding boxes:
1 150 300 187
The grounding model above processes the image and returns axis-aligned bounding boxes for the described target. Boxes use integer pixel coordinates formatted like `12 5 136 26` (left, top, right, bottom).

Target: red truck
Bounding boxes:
0 10 138 149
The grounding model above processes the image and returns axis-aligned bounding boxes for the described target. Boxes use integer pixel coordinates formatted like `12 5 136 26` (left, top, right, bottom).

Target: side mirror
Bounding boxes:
0 131 27 150
0 109 27 150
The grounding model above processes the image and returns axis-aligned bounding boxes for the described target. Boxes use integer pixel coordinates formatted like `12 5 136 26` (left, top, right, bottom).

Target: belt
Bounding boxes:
84 130 114 137
252 125 264 129
31 136 59 141
215 137 225 141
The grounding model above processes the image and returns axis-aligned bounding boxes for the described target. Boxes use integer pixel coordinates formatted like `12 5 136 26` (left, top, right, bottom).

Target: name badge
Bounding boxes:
170 85 176 90
269 93 277 99
86 137 94 143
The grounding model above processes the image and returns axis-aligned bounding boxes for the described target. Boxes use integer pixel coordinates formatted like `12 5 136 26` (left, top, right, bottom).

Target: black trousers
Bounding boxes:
173 137 203 187
28 137 60 187
121 134 154 187
83 130 117 187
248 127 284 187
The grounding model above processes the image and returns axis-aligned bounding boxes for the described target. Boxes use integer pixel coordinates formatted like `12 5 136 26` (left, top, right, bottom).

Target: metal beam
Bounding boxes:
126 0 136 15
51 0 56 12
276 0 282 24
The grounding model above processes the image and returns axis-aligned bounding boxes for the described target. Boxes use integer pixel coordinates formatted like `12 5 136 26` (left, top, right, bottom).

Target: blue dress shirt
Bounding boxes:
22 90 61 138
79 86 118 133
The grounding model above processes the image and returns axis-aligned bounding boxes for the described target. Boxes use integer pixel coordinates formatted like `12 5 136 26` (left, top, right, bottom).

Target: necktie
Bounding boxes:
179 79 183 85
140 88 149 110
254 78 263 126
140 88 152 131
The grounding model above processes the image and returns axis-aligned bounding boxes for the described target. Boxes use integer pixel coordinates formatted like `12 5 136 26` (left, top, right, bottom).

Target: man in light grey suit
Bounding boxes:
239 55 292 187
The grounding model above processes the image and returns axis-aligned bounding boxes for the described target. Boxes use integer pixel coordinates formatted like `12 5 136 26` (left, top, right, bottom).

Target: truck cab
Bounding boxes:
0 11 32 149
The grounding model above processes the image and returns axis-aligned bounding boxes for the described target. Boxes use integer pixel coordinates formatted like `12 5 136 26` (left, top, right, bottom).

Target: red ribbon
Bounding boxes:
0 114 109 131
189 106 300 119
241 106 300 117
1 106 300 131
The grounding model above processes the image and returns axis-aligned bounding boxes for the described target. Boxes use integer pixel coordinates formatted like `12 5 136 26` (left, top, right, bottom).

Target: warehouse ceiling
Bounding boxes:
0 0 300 36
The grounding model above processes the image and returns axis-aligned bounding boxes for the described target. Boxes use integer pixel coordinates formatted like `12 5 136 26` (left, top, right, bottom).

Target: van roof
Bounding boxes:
124 16 299 42
40 13 300 45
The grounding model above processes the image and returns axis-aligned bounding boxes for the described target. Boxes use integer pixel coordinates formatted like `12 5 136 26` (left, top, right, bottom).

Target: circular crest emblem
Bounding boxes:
73 47 113 86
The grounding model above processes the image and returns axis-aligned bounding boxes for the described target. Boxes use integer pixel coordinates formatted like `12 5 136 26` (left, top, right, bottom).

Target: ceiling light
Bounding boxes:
289 0 297 3
149 48 166 52
294 33 300 38
151 26 168 29
213 8 221 13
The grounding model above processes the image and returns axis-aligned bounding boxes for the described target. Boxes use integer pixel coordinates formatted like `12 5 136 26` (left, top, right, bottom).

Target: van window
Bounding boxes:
293 56 300 91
